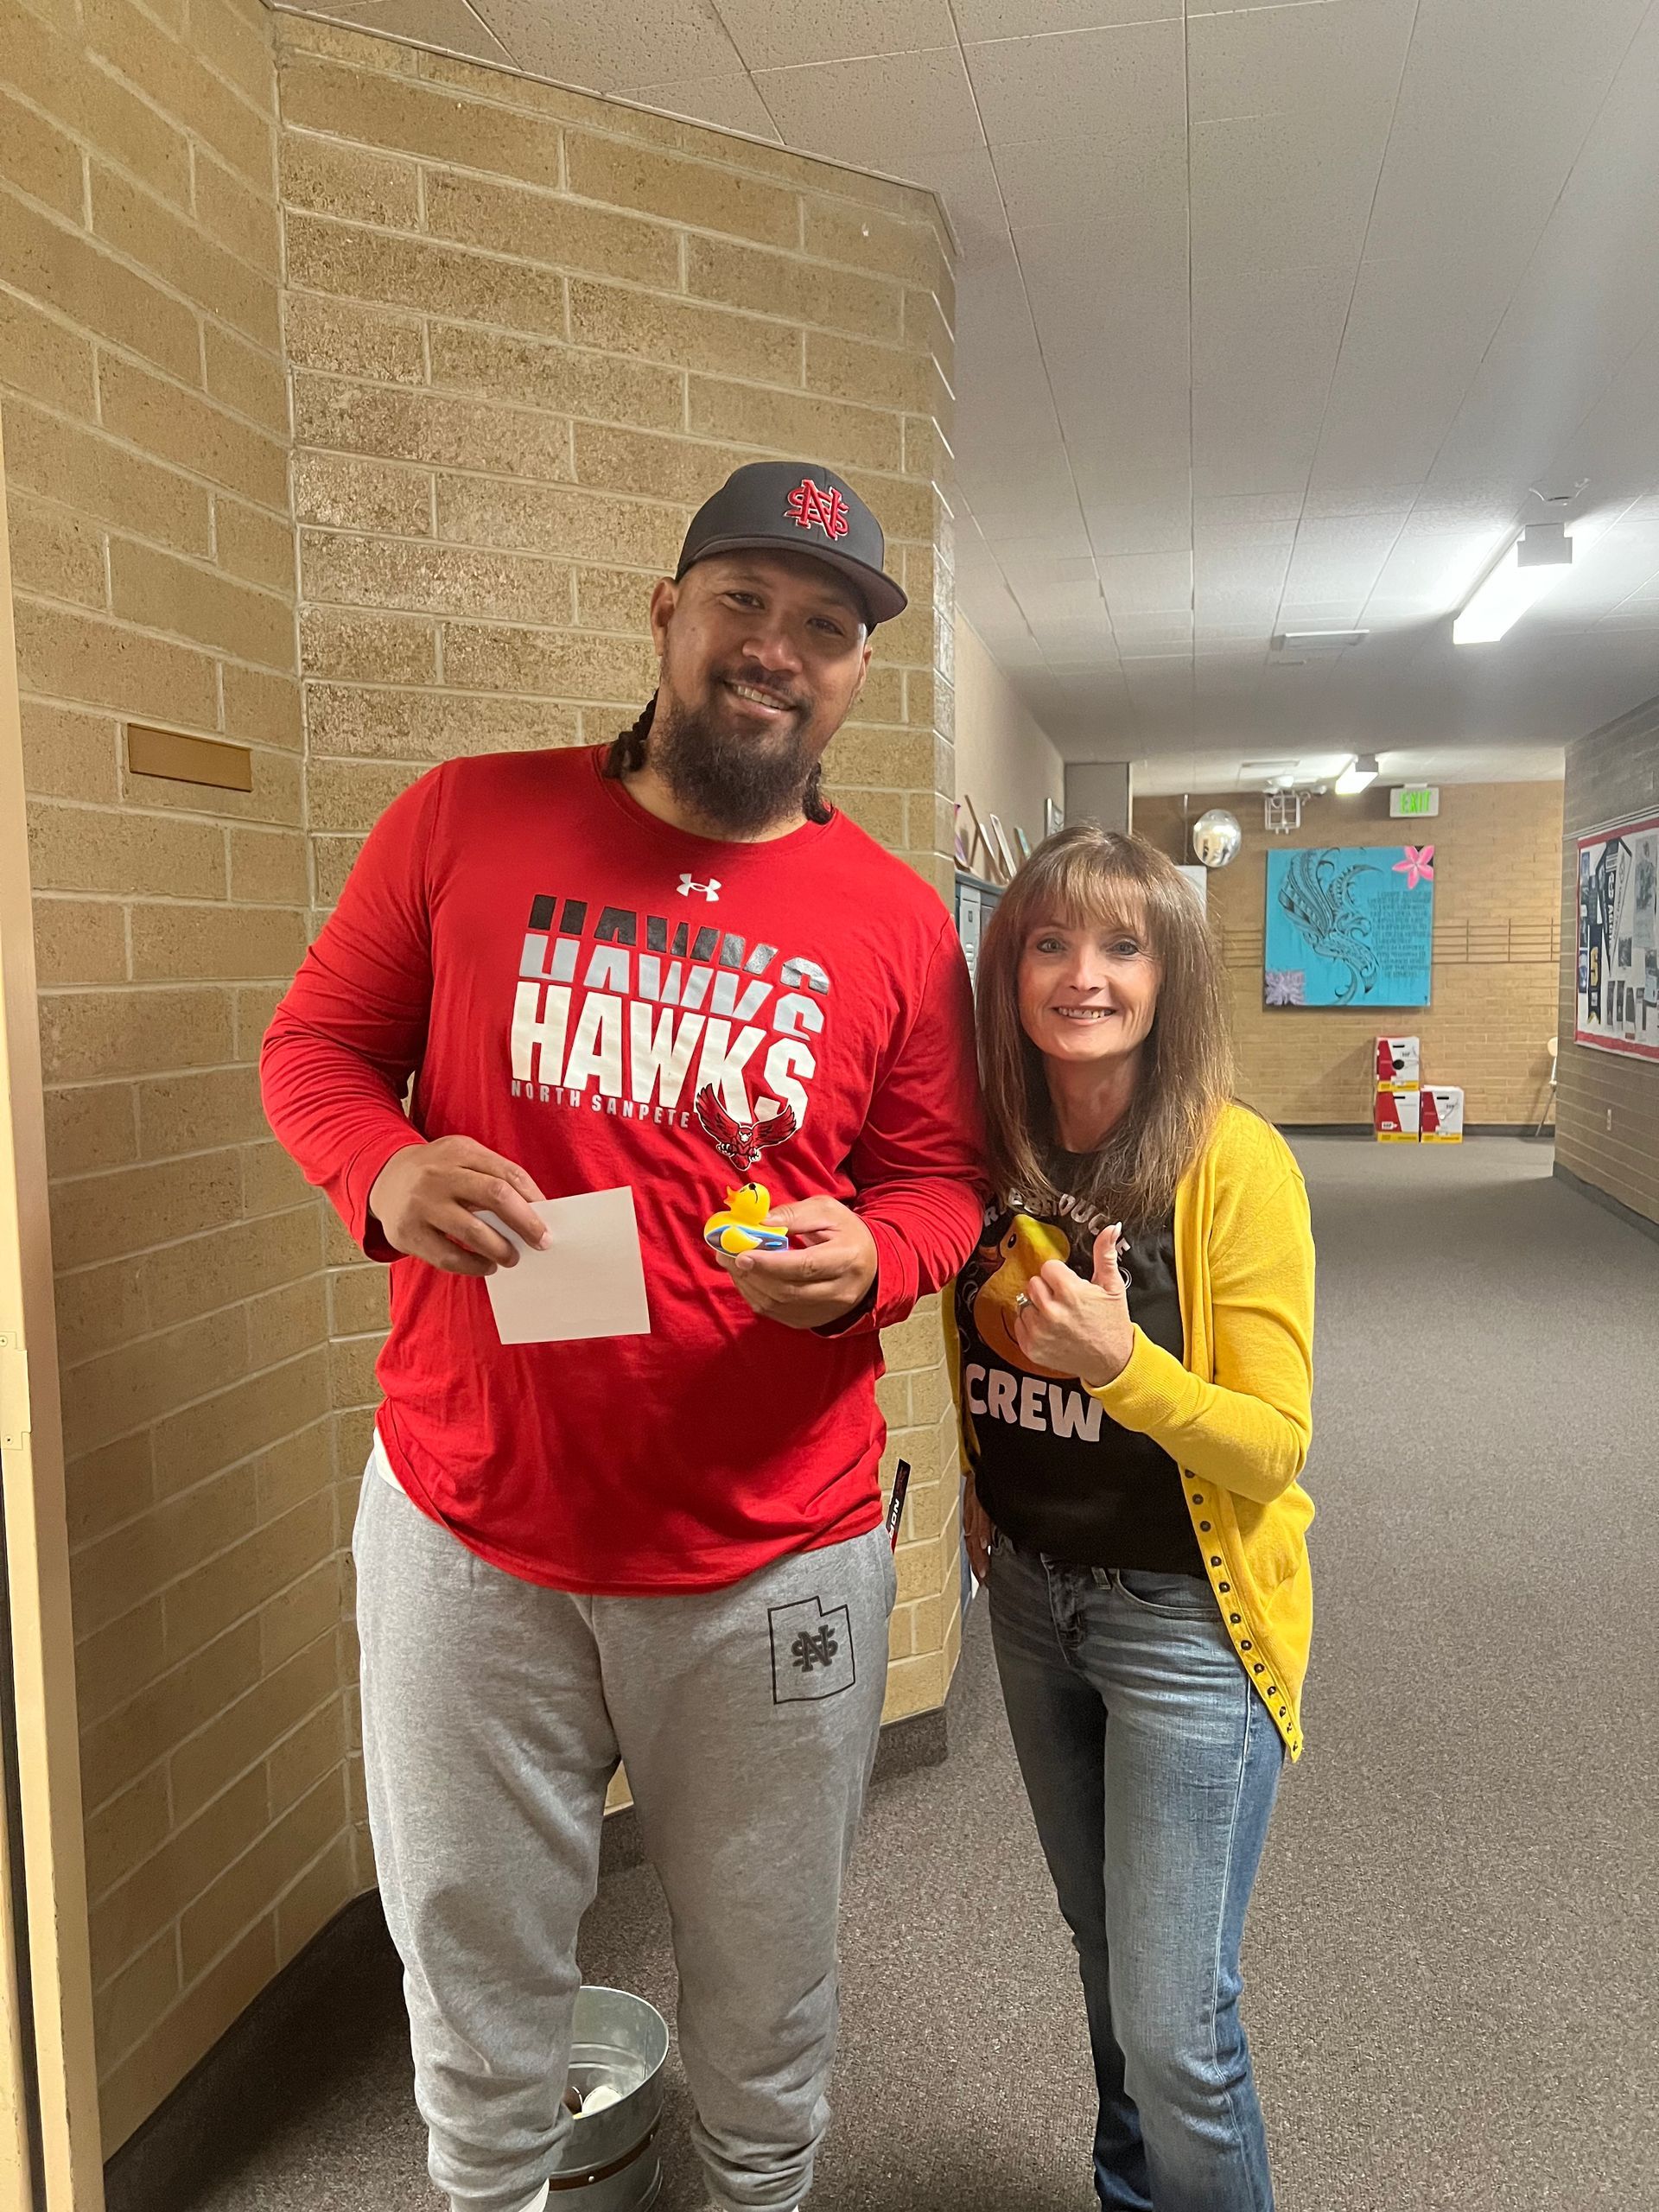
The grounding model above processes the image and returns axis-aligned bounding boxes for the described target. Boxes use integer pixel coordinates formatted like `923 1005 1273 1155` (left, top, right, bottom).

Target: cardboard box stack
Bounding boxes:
1421 1087 1465 1142
1374 1036 1420 1141
1374 1085 1421 1141
1374 1035 1463 1143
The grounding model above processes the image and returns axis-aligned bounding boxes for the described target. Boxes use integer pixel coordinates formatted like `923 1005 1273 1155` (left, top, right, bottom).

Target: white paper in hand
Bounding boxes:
477 1187 651 1346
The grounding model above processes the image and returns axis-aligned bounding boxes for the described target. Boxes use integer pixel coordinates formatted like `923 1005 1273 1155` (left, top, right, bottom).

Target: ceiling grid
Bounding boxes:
272 0 1659 791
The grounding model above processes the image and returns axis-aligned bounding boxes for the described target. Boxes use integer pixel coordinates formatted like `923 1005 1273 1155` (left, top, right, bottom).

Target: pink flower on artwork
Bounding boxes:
1394 844 1435 890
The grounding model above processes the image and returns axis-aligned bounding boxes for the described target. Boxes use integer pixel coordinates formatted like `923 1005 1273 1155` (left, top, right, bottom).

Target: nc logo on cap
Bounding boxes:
785 478 850 542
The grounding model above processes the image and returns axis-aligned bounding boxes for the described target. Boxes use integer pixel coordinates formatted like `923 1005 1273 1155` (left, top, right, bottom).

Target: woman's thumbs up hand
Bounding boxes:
1010 1224 1135 1392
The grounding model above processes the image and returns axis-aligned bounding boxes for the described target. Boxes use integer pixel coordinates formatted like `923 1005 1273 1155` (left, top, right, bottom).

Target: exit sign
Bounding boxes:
1390 785 1440 818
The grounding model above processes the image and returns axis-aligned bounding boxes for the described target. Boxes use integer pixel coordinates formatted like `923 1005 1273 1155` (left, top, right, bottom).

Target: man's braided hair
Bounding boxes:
601 693 834 826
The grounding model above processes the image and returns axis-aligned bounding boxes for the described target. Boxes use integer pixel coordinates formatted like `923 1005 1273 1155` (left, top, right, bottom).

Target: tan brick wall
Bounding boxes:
272 13 964 1802
1136 781 1564 1126
5 0 961 2146
3 0 352 2153
1557 697 1659 1227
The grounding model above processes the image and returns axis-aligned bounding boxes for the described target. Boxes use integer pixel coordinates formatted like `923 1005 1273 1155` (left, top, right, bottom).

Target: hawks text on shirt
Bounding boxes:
260 745 986 1596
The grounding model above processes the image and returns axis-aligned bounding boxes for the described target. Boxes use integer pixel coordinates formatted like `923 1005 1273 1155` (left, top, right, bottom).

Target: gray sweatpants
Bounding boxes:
353 1462 895 2212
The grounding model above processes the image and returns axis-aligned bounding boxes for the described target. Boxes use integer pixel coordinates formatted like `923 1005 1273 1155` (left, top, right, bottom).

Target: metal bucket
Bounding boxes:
548 1985 669 2209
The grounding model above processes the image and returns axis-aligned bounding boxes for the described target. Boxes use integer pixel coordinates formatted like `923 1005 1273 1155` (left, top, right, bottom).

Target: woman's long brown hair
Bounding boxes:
976 824 1234 1228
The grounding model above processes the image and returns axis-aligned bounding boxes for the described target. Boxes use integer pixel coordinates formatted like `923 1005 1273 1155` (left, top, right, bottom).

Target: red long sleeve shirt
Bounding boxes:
261 745 986 1593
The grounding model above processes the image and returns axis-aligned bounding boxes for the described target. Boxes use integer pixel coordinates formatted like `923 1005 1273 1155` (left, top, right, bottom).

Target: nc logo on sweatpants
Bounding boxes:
768 1596 856 1704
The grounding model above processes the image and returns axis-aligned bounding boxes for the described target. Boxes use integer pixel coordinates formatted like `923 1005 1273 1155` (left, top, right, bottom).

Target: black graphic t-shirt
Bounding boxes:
955 1161 1203 1573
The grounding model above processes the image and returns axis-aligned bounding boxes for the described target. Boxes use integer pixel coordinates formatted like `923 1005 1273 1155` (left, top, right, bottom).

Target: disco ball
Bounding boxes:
1192 809 1242 868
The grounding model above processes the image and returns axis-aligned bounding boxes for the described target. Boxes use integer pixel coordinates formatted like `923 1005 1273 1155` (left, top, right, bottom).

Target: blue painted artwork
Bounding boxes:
1263 845 1435 1009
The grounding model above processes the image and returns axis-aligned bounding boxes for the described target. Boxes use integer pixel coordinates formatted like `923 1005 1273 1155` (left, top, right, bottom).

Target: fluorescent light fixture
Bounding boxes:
1452 524 1573 645
1335 754 1379 795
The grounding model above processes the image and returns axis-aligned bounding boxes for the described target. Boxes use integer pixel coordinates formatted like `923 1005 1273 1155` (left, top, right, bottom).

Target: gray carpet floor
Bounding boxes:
176 1137 1659 2211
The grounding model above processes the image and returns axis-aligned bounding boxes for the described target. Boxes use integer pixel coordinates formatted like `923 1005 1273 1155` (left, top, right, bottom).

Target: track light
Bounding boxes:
1452 523 1573 645
1335 754 1378 795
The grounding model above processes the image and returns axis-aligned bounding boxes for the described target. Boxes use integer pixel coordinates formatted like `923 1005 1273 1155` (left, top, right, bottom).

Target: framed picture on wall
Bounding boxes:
986 814 1019 883
961 794 1001 882
1575 810 1659 1060
1045 798 1064 839
1263 845 1435 1009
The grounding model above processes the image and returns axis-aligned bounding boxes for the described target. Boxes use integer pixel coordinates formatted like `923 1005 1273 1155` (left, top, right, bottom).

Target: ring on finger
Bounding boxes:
1013 1292 1031 1315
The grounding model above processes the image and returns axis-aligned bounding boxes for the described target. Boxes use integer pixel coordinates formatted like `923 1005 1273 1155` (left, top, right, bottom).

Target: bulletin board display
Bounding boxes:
1263 845 1436 1009
1574 811 1659 1061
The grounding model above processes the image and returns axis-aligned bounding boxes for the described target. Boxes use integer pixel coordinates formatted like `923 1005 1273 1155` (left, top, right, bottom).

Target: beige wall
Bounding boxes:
1557 699 1659 1228
1137 782 1563 1126
952 613 1061 872
1 0 355 2152
276 13 965 1796
4 0 963 2150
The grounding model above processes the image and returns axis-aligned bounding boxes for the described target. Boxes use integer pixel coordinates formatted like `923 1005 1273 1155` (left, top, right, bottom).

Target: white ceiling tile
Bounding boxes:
754 48 984 166
1023 577 1108 622
988 514 1097 561
1100 550 1193 611
713 0 958 72
1114 613 1195 643
1194 520 1300 560
965 19 1185 151
1281 515 1402 605
302 0 513 62
1300 483 1424 522
1192 264 1356 499
900 146 1011 258
1195 492 1304 529
1187 0 1416 124
474 0 742 89
1198 537 1293 594
1305 255 1518 497
1013 186 1187 289
956 0 1179 37
1366 519 1513 607
1082 498 1194 559
992 139 1184 234
997 549 1100 589
618 74 783 138
1363 0 1650 270
1191 111 1391 283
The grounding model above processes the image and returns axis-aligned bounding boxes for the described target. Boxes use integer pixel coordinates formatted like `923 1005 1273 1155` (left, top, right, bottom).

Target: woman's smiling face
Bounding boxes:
1016 905 1163 1075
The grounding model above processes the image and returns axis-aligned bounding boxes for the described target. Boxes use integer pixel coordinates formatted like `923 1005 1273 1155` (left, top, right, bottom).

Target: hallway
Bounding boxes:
174 1137 1658 2212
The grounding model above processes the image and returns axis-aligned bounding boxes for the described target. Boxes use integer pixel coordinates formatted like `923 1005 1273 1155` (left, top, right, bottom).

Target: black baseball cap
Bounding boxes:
675 461 907 627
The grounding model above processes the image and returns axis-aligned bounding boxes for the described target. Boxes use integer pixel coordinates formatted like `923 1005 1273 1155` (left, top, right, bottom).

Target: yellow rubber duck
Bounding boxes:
703 1181 790 1256
972 1214 1072 1376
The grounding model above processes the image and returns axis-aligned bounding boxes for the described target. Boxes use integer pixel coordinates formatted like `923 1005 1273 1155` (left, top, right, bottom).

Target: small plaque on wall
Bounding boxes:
126 725 253 792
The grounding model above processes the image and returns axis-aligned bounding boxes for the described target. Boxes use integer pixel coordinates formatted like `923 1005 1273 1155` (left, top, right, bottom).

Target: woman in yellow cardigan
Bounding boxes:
949 824 1314 2212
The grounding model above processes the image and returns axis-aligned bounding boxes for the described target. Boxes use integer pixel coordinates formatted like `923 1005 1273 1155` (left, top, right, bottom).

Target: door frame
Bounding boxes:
0 416 106 2206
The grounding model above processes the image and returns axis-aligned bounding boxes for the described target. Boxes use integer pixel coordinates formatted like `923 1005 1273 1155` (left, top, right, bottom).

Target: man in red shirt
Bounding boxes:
262 461 985 2212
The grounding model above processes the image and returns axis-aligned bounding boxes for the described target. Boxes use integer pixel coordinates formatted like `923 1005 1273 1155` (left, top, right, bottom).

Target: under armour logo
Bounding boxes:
785 478 849 541
677 873 721 902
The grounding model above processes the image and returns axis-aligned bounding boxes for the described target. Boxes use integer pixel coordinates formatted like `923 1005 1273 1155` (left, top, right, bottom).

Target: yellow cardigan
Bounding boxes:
945 1102 1316 1759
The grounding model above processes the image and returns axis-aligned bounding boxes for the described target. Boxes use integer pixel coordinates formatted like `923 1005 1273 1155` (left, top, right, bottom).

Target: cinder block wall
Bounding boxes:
3 0 961 2149
273 19 964 1835
1557 697 1659 1227
1 0 354 2151
1136 781 1564 1125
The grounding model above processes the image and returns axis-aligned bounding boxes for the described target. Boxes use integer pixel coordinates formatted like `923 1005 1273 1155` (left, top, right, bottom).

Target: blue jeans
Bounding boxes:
988 1538 1283 2212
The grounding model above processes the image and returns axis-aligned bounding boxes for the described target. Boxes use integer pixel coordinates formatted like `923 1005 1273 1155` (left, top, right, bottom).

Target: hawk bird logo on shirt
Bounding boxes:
695 1087 798 1177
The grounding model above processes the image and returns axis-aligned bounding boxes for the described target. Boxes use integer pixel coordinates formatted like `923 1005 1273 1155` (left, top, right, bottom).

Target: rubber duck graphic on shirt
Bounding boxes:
970 1213 1073 1378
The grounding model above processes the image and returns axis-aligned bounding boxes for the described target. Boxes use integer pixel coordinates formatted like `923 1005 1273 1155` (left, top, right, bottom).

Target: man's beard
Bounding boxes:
649 684 822 837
